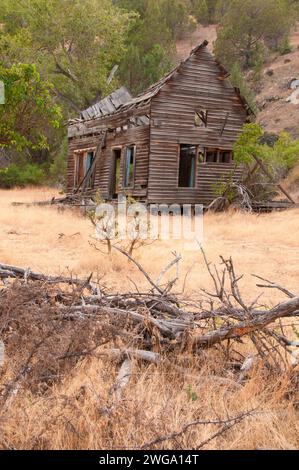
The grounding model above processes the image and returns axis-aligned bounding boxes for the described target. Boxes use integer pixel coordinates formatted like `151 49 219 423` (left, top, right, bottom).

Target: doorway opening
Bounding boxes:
75 153 85 187
111 148 122 198
178 144 196 188
85 151 95 188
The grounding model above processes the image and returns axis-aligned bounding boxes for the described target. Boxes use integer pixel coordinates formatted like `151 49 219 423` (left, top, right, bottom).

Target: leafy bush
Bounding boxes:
49 139 67 188
0 63 61 151
233 123 299 202
0 163 45 188
234 124 299 169
229 63 257 114
278 37 293 55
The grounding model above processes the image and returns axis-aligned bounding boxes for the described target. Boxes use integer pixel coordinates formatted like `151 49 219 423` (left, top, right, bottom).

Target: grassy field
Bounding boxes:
0 187 298 450
1 187 298 303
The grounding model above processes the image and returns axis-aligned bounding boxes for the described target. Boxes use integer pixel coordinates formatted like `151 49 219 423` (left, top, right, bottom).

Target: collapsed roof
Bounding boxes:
69 40 254 128
73 86 133 123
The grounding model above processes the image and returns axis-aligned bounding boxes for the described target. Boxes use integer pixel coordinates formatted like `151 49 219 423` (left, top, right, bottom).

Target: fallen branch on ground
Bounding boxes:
0 263 97 293
0 248 298 410
138 409 256 450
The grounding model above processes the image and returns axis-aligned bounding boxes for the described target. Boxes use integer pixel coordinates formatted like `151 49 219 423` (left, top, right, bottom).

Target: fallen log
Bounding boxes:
99 348 161 365
1 250 298 374
193 296 299 349
12 197 67 207
0 263 97 293
61 305 187 338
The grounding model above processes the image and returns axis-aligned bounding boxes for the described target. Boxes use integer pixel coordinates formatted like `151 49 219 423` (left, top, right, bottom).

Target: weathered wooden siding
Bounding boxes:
148 46 248 205
67 44 249 205
67 125 150 199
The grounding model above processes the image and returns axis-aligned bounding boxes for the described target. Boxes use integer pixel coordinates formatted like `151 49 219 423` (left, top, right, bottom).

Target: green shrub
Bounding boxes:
229 63 257 114
0 163 45 188
234 124 299 169
233 123 299 202
278 38 293 55
49 139 67 187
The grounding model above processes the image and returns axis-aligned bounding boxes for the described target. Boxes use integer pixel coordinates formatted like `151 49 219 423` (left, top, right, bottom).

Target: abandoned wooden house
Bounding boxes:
67 40 253 206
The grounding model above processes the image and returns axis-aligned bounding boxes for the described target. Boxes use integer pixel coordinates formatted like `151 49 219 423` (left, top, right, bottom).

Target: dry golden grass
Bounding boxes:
1 187 298 304
2 352 299 450
0 187 298 450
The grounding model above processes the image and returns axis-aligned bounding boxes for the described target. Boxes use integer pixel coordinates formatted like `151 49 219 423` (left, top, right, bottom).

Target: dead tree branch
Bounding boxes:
138 409 256 450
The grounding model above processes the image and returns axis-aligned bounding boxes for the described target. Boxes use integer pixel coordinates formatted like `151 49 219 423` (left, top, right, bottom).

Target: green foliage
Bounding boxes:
278 37 293 55
214 0 232 22
0 63 62 151
251 54 264 83
212 173 238 202
234 124 299 169
271 132 299 169
116 0 195 94
117 0 195 41
190 0 209 24
234 124 264 165
49 139 68 187
193 0 220 22
120 43 171 94
186 384 198 402
229 63 256 113
0 163 45 188
214 0 294 70
0 0 134 116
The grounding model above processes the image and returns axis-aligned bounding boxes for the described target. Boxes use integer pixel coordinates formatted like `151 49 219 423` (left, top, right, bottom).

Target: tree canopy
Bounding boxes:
0 0 134 115
0 63 61 151
116 0 198 94
215 0 295 69
0 0 298 179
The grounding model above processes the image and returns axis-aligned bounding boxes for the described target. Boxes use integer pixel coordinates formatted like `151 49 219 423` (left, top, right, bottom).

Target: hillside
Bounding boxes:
256 24 299 137
176 24 217 57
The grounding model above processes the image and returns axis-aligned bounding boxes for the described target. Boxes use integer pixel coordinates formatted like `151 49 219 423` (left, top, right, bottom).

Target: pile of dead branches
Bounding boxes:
0 248 298 408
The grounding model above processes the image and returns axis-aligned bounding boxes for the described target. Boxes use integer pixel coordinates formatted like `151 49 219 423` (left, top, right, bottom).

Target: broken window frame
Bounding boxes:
123 144 136 189
85 151 95 188
204 148 233 164
194 108 208 128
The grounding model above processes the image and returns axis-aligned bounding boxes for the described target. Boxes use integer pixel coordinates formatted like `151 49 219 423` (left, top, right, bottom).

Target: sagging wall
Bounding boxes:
148 46 247 205
67 124 150 200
